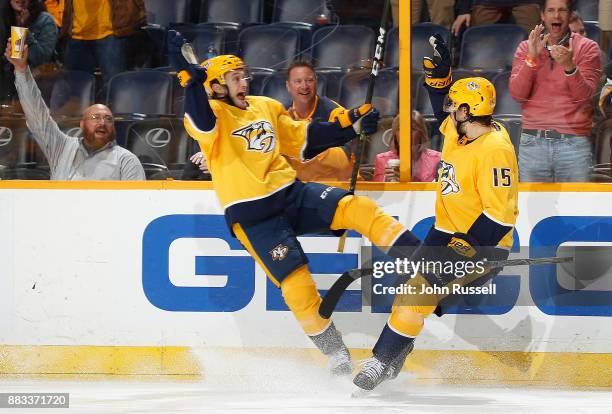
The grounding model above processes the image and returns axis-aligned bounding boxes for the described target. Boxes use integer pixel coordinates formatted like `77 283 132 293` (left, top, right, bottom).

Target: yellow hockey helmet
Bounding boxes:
444 77 496 116
201 54 246 96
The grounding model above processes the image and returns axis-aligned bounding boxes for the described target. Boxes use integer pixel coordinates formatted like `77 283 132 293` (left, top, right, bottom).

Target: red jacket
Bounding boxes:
508 33 601 136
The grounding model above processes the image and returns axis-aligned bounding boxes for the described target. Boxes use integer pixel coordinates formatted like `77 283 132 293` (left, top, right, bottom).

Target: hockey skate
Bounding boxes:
309 322 353 376
353 342 414 392
352 356 389 391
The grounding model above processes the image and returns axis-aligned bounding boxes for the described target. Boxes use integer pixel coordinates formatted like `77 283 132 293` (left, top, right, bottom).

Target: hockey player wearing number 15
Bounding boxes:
167 30 422 376
352 35 519 392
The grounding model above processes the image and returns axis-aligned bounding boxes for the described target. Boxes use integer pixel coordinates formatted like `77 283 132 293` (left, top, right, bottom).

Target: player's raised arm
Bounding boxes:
167 31 218 141
423 34 453 129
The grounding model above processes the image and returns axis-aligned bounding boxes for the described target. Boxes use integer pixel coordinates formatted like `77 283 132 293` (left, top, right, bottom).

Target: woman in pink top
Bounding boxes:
374 111 441 182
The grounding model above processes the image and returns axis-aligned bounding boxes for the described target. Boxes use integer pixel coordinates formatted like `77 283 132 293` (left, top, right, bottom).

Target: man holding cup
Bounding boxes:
4 40 145 180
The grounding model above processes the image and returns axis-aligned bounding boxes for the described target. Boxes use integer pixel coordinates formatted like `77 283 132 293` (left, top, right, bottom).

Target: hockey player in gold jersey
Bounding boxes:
353 34 518 391
167 31 422 376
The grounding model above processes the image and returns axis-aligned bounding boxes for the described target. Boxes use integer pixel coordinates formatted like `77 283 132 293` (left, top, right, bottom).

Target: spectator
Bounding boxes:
5 42 146 180
44 0 63 27
373 112 441 182
569 11 608 67
411 0 456 30
284 60 356 182
1 0 57 102
182 140 211 181
508 0 601 182
0 0 14 103
452 0 541 35
568 10 584 36
60 0 146 83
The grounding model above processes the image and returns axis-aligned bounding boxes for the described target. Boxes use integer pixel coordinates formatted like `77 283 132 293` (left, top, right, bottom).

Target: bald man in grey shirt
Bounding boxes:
5 42 145 180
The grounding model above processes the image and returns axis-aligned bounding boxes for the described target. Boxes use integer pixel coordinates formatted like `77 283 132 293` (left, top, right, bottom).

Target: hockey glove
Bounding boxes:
167 30 207 87
423 34 452 89
332 104 380 134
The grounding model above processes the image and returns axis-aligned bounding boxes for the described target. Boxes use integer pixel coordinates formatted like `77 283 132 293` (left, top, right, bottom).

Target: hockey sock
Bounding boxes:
330 195 419 249
372 323 415 365
280 265 330 335
308 321 347 355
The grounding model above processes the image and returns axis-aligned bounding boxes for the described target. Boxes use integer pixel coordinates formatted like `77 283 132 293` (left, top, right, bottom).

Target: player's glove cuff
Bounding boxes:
178 64 208 87
423 33 452 89
332 104 378 134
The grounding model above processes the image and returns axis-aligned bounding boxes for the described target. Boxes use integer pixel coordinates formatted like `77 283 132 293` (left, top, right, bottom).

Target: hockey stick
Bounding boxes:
336 0 392 253
319 255 573 319
181 42 199 65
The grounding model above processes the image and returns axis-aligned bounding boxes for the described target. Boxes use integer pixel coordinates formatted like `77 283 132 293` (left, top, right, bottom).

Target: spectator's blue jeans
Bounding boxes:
518 132 592 182
64 35 127 84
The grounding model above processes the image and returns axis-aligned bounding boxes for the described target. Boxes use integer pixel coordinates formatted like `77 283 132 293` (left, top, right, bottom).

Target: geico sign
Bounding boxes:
142 214 612 317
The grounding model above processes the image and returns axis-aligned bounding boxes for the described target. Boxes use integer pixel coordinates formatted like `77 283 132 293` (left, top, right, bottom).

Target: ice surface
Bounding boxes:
1 350 610 413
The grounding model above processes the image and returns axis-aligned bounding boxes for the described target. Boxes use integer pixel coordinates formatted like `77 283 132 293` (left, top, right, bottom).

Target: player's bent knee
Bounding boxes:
281 266 329 335
388 304 436 337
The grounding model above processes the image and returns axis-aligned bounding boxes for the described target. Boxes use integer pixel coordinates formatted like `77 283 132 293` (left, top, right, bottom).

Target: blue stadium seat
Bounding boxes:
260 72 292 107
272 0 326 24
311 25 375 70
0 116 34 169
413 74 434 117
316 69 344 101
106 71 174 116
493 72 522 117
125 117 191 179
337 69 398 117
178 25 226 56
196 22 241 55
249 71 272 95
201 0 264 24
459 24 527 72
269 22 313 60
144 0 193 27
238 25 301 71
35 70 95 118
574 0 598 22
385 26 399 69
411 23 451 73
584 22 601 46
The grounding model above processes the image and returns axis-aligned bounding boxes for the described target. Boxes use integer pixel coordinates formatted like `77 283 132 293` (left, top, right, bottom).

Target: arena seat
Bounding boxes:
574 0 598 22
177 25 226 56
106 71 174 116
249 70 272 95
201 0 264 24
125 117 191 179
311 25 375 70
269 22 314 60
0 116 34 169
459 24 527 72
337 69 398 117
238 25 301 71
196 22 241 55
144 0 193 27
272 0 326 24
316 69 344 101
385 26 399 69
583 22 601 46
260 72 292 107
492 71 522 117
410 23 451 73
35 70 95 118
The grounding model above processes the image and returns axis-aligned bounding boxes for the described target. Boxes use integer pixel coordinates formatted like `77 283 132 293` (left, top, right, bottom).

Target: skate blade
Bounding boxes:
351 387 372 398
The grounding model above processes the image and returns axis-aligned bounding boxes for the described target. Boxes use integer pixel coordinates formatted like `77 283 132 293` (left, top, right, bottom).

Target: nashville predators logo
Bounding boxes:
439 161 460 195
232 120 276 153
270 244 289 261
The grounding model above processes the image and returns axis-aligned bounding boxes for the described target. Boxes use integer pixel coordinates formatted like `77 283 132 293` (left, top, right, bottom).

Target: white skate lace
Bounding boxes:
359 357 386 381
